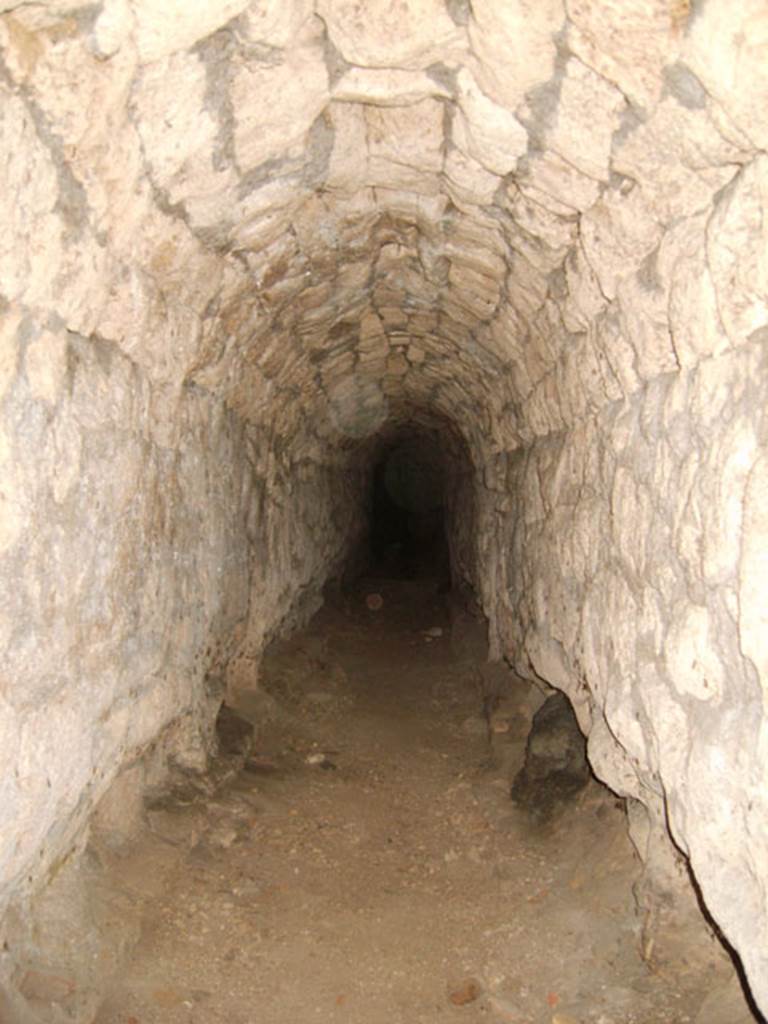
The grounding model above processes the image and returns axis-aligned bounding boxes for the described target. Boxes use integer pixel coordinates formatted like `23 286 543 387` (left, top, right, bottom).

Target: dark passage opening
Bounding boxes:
367 435 450 581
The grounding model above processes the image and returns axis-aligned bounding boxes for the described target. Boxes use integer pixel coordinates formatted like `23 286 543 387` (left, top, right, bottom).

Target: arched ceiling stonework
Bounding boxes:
121 0 764 460
3 0 764 462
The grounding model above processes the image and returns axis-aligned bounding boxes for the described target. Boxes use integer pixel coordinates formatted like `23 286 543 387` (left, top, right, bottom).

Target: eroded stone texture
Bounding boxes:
496 339 768 993
0 0 767 1013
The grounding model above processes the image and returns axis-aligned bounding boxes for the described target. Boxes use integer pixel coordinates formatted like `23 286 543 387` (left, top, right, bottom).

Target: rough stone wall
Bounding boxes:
0 322 254 907
0 316 365 914
495 337 768 993
0 0 767 1011
225 425 367 698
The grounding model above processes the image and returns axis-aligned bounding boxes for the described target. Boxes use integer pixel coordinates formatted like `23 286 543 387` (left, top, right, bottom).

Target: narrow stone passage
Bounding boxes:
4 5 768 1014
94 579 740 1024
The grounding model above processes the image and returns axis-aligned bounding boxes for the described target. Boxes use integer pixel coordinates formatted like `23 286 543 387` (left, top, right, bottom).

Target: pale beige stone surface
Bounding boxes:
454 67 528 176
545 57 625 182
684 0 768 152
332 66 451 106
468 0 563 110
565 0 680 110
317 0 464 69
132 0 251 63
739 453 768 688
231 21 329 172
0 0 767 1014
24 327 68 404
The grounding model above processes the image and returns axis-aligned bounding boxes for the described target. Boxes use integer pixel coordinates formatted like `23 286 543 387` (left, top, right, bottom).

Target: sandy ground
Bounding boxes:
94 578 753 1024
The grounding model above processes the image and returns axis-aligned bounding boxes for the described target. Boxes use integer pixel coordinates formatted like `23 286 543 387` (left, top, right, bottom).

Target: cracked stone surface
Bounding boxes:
0 0 767 1015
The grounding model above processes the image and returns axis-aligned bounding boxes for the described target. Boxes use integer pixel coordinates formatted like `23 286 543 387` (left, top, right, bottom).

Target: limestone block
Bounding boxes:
131 0 251 64
468 0 563 110
0 698 21 874
316 0 464 69
670 451 702 585
325 102 368 194
565 0 681 110
446 205 503 250
438 296 482 335
447 274 499 322
320 348 357 390
684 0 768 151
384 268 440 310
232 21 329 173
521 373 567 437
0 9 63 82
131 48 219 194
407 311 438 335
522 245 566 300
333 66 450 106
96 261 210 387
580 183 663 301
453 68 528 177
98 214 225 378
567 496 605 583
706 156 768 347
679 351 742 441
1 10 119 169
543 57 625 182
612 97 750 224
515 180 581 220
365 98 444 194
238 0 315 49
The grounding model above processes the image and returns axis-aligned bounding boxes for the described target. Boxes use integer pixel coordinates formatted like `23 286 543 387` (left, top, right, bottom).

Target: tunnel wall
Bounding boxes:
0 0 369 922
225 425 367 696
0 322 254 905
0 318 363 914
492 337 768 996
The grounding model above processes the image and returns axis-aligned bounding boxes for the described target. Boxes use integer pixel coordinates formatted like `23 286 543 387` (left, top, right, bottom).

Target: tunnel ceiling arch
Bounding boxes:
29 0 757 463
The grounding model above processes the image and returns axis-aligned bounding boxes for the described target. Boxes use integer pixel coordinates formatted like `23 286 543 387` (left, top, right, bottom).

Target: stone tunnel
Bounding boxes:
0 0 767 1018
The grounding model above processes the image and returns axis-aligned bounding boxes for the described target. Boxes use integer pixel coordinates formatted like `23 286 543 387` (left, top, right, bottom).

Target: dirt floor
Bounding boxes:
94 577 755 1024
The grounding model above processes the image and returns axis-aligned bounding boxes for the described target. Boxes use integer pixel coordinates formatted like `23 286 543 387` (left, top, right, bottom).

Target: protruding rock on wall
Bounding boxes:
0 0 767 1012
